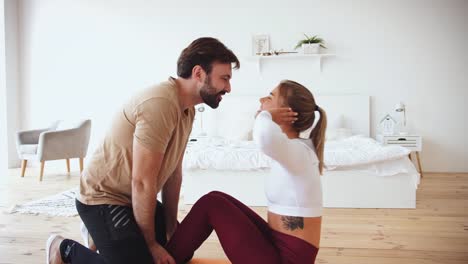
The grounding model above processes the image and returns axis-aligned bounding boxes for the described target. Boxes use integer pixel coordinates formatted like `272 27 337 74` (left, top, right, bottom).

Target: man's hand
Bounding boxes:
149 243 176 264
267 108 298 125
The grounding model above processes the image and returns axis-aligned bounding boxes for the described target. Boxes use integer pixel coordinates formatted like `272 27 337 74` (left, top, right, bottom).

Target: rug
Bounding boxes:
9 187 79 217
8 187 185 217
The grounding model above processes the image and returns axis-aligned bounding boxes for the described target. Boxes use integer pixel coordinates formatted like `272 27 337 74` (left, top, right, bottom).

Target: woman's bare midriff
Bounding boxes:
268 211 321 248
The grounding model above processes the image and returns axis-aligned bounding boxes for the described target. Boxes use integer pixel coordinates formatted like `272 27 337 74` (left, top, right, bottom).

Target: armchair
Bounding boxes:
16 120 91 181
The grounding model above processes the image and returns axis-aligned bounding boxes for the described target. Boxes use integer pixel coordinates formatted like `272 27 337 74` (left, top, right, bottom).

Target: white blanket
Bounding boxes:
183 136 410 171
183 137 271 170
324 136 410 169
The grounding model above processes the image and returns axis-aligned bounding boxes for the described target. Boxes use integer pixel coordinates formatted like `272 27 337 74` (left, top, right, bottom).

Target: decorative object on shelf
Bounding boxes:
394 102 408 135
294 34 327 54
247 53 335 74
252 34 270 56
196 104 207 137
379 114 397 135
256 49 298 56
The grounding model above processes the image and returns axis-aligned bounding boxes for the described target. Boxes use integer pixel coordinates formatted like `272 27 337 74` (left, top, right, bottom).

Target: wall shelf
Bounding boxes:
247 53 336 74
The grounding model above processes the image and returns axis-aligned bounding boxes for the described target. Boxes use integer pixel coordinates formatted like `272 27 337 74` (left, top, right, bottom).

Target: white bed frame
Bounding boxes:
184 95 419 209
183 169 417 208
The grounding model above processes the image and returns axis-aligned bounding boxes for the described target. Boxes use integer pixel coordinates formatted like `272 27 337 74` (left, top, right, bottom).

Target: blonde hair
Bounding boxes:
278 80 327 174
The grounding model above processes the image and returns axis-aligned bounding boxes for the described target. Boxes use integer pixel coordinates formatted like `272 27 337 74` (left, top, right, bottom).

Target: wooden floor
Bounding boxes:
0 166 467 264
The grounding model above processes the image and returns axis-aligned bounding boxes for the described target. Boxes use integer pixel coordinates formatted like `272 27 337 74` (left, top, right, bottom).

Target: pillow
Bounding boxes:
326 127 353 141
222 114 256 141
325 114 353 140
246 129 253 141
329 114 344 130
299 112 346 139
203 96 259 141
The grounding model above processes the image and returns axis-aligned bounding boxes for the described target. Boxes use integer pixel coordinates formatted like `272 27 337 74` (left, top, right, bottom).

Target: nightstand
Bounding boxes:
185 136 208 153
186 138 198 153
377 135 423 177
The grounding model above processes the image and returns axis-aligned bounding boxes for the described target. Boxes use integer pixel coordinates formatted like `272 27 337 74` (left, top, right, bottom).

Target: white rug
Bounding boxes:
9 188 79 217
8 187 185 217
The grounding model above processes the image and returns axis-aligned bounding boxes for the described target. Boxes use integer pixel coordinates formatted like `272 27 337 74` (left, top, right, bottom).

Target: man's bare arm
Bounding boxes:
162 155 184 240
131 139 163 248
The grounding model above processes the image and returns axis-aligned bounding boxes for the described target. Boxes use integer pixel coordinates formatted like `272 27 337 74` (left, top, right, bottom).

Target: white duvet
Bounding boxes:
324 136 410 169
183 137 271 171
183 136 410 171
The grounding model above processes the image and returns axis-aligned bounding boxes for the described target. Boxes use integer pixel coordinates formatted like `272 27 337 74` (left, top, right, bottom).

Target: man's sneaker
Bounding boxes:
46 234 64 264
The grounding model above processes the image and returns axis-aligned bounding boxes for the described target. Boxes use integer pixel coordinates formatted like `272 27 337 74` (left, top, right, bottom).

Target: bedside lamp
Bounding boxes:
394 102 407 135
197 104 207 137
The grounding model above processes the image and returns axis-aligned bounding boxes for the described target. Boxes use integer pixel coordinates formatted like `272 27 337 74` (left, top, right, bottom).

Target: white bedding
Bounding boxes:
183 137 271 171
183 136 411 173
324 136 410 169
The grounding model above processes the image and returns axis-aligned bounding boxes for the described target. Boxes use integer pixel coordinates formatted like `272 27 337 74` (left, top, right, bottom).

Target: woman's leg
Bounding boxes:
166 192 280 264
208 191 271 237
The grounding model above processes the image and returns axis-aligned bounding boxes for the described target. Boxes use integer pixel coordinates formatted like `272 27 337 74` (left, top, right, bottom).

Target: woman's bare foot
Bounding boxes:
46 234 64 264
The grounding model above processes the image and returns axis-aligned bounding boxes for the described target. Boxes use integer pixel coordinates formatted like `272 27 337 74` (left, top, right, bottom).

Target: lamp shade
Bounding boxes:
393 101 407 132
394 102 405 112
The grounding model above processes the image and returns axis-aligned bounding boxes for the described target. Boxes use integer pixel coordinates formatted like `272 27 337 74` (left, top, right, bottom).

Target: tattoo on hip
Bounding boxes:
281 216 304 231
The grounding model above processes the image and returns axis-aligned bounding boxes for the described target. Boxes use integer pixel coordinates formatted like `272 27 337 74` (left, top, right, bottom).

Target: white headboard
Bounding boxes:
197 94 370 139
316 95 370 137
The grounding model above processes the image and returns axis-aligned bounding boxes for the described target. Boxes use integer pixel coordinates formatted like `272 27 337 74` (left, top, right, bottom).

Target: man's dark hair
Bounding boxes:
177 37 240 78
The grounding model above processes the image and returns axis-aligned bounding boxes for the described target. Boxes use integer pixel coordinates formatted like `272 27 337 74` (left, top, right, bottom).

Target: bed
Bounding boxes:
182 95 420 209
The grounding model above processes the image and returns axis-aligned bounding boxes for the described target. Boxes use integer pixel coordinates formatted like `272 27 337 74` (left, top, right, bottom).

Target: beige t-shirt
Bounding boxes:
78 77 195 206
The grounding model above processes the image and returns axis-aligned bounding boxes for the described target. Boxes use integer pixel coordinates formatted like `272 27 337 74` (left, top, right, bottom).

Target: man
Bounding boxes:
46 37 239 264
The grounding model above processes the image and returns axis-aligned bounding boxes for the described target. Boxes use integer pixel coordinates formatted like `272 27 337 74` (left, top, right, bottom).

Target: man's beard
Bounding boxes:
199 76 225 109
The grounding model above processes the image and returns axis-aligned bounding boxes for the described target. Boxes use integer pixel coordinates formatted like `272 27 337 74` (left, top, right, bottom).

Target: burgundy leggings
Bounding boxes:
166 191 318 264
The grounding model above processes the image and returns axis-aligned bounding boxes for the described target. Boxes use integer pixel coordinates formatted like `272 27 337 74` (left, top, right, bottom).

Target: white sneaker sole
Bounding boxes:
46 234 59 264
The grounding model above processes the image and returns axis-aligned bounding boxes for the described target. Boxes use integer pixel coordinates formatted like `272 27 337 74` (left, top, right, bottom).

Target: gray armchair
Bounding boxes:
16 120 92 181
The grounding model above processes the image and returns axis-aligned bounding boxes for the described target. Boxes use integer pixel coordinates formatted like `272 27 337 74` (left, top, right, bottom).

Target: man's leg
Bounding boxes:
154 200 167 245
58 200 168 263
55 200 153 264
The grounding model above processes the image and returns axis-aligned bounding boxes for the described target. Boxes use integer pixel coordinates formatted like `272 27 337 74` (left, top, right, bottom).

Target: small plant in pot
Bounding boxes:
295 34 327 54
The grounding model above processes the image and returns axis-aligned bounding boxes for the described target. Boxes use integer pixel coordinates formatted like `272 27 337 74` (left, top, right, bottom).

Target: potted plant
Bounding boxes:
295 34 327 54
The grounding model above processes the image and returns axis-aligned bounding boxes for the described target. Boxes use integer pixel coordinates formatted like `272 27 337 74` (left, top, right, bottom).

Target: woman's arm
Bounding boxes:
253 111 306 168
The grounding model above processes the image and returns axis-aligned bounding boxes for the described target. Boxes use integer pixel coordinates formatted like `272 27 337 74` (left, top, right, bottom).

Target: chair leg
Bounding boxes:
79 157 84 173
39 161 45 181
416 152 423 178
66 159 71 173
20 160 27 177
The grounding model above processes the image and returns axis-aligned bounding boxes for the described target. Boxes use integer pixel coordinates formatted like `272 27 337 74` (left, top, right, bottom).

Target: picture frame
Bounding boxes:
252 34 270 55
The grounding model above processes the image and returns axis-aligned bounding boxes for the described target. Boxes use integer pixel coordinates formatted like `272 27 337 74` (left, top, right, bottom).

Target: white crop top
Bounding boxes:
253 111 323 217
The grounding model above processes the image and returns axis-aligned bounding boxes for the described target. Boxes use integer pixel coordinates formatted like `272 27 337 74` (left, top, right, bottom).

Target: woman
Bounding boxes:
165 80 327 264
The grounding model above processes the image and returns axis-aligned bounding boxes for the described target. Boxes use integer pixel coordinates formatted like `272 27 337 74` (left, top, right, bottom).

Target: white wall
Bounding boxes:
0 0 8 174
4 0 20 168
12 0 468 172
